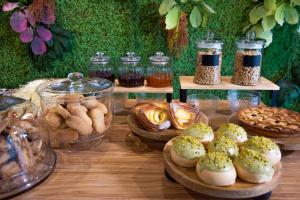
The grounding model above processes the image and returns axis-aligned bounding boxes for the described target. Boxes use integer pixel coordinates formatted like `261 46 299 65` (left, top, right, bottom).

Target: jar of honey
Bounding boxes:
89 52 115 83
147 52 172 88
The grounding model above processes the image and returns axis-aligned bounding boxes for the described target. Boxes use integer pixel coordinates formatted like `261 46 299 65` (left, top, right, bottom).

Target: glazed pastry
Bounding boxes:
234 148 274 183
196 152 236 186
241 136 281 165
208 136 239 158
169 102 198 130
216 123 247 144
184 123 214 144
170 135 206 167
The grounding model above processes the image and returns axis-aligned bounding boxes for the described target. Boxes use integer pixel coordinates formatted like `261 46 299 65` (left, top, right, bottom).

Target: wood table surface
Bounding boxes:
14 108 300 200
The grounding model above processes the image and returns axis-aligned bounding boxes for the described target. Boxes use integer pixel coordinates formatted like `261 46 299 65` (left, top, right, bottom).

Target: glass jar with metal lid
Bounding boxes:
232 31 265 86
118 52 145 87
194 31 223 85
89 52 115 83
147 52 172 88
37 72 114 149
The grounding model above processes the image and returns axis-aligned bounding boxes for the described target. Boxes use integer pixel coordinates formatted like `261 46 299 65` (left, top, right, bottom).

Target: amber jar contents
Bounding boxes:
147 73 172 87
89 71 115 83
118 73 144 87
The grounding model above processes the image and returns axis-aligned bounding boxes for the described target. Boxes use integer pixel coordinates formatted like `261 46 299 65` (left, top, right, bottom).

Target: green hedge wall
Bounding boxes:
1 0 299 108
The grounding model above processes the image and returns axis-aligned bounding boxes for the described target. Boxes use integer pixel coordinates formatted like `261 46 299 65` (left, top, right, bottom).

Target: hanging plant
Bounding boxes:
159 0 215 56
2 0 73 70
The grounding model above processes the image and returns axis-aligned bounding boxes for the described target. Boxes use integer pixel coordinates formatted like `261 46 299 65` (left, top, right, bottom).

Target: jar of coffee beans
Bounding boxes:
232 31 265 86
194 31 223 85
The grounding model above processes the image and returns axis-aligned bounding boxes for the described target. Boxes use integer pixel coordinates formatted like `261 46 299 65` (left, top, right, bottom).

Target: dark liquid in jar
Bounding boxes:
147 73 172 87
89 71 115 83
118 73 144 87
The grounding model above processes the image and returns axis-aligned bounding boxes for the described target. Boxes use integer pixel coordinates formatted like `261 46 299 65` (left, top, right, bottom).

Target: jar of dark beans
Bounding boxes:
89 52 115 83
118 52 145 87
232 31 265 86
194 31 223 85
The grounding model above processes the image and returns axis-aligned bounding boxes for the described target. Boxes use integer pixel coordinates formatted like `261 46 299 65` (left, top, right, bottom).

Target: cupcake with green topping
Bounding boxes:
184 123 214 144
242 136 281 165
171 135 206 167
208 136 239 158
196 152 236 186
216 123 247 144
234 148 274 183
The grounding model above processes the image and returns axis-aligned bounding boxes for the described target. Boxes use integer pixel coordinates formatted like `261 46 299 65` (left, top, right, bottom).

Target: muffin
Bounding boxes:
216 123 247 144
171 135 206 167
208 136 239 158
184 123 214 144
234 148 274 183
242 136 281 165
196 152 236 186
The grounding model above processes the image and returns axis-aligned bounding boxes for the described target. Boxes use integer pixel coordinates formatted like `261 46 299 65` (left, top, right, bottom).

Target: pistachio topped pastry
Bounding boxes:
234 148 274 183
171 135 206 167
216 123 247 144
184 123 214 144
208 136 239 158
196 152 236 186
242 136 281 165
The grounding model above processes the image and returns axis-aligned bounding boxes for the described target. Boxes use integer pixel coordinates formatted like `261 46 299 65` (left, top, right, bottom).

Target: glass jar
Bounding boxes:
0 96 56 199
89 52 115 83
118 52 145 87
147 52 172 87
37 72 114 149
232 31 265 86
194 32 223 85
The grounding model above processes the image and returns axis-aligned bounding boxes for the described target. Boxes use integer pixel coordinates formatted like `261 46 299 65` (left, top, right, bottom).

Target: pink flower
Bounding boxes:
2 2 19 12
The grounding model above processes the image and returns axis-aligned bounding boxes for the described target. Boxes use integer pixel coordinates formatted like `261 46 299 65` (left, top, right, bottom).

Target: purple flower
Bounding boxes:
31 36 47 55
20 27 33 43
10 11 27 33
37 26 52 41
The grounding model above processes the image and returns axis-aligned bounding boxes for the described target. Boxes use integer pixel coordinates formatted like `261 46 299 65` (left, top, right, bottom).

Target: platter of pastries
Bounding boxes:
163 123 282 198
128 101 208 141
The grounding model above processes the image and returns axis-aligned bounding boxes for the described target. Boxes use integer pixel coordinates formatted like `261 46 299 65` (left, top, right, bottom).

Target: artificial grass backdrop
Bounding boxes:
0 0 299 106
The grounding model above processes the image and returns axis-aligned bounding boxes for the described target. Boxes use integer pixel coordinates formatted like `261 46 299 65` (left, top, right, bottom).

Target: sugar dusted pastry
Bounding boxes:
171 136 206 167
184 123 214 144
208 136 239 158
216 123 247 144
242 136 281 165
196 152 236 186
234 148 274 183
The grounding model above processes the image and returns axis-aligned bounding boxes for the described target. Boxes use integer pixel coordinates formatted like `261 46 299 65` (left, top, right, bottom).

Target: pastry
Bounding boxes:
241 136 281 165
184 123 214 144
234 148 274 183
170 135 206 167
216 123 247 144
208 136 239 158
196 152 236 186
169 102 198 130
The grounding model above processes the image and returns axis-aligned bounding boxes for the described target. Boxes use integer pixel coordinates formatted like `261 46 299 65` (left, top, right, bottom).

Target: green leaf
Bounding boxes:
243 24 252 33
249 5 267 24
54 42 64 59
46 39 54 47
291 0 300 6
189 6 202 28
50 25 63 34
180 0 188 3
275 3 286 26
264 0 276 11
200 1 216 14
285 6 299 25
46 49 56 59
165 6 180 30
262 15 276 31
251 24 273 47
61 30 74 39
57 36 72 51
202 12 208 27
159 0 176 16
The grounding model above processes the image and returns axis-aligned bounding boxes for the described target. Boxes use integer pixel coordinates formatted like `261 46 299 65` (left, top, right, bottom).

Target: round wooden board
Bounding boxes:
163 138 282 199
127 116 183 141
229 114 300 151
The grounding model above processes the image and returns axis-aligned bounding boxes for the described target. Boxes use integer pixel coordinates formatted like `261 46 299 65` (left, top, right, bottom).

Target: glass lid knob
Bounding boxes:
246 30 256 42
96 52 104 58
68 72 83 82
206 30 215 41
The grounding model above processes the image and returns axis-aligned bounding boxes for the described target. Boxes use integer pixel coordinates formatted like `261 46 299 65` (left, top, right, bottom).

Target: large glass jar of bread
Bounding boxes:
0 96 56 199
194 31 223 85
37 72 114 149
232 31 265 86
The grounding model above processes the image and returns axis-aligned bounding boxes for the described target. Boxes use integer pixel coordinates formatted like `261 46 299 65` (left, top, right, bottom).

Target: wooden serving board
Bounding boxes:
163 138 282 199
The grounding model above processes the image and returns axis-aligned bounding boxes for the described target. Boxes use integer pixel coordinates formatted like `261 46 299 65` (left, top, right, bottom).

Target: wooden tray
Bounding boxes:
163 138 282 199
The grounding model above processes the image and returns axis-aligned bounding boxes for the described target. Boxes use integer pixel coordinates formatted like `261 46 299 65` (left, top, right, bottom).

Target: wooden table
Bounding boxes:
14 112 300 200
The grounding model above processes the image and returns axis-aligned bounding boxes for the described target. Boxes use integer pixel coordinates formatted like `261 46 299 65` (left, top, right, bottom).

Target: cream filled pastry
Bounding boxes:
196 152 236 186
234 148 274 183
171 135 206 167
242 136 281 165
216 123 247 144
208 136 239 158
184 123 214 144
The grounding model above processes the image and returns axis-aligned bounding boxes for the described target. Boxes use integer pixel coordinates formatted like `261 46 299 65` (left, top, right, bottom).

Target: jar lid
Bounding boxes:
0 96 27 111
195 31 223 49
121 52 141 63
149 52 170 65
90 52 110 64
236 31 265 49
38 72 114 95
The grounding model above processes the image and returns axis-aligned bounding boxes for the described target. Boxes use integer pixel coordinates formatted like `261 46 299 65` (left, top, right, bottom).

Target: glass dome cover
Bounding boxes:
236 30 266 49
